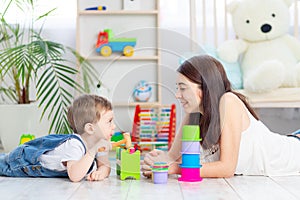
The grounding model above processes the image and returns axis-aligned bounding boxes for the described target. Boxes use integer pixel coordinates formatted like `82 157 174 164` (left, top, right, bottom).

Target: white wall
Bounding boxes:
40 0 300 134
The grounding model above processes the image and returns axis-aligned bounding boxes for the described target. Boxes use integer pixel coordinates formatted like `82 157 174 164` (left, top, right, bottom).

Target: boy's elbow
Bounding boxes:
68 170 84 182
69 175 83 182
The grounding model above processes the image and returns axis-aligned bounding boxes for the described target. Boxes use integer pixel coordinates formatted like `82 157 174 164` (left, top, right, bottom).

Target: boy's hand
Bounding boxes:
86 166 110 181
87 150 111 181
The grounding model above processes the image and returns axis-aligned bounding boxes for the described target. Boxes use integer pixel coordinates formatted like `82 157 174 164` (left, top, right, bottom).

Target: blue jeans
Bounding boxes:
0 134 93 177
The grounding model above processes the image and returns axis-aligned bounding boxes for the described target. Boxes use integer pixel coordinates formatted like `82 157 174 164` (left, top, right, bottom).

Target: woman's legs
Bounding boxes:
287 129 300 140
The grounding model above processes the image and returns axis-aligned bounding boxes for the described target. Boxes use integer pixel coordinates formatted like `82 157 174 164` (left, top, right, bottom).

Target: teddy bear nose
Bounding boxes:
261 24 272 33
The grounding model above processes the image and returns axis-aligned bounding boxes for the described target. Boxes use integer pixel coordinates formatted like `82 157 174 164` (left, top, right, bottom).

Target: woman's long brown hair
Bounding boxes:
177 55 258 149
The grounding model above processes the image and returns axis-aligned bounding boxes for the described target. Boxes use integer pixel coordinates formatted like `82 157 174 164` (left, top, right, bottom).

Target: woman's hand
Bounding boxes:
141 149 181 177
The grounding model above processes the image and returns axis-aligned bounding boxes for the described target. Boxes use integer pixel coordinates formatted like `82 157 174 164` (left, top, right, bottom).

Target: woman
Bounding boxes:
142 55 300 178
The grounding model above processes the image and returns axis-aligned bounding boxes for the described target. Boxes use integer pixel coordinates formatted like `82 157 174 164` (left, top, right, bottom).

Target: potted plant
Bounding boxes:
0 0 99 151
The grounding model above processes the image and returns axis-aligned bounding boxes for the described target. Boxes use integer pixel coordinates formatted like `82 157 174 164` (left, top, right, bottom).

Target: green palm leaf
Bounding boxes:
0 0 101 133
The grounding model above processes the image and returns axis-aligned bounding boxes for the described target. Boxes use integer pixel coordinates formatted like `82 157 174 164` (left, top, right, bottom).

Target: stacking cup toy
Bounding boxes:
181 154 201 168
152 162 169 184
179 167 202 182
181 141 200 154
182 125 201 141
179 125 202 182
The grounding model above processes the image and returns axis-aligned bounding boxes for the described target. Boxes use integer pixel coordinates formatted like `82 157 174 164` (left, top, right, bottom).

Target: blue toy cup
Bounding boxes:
181 153 200 167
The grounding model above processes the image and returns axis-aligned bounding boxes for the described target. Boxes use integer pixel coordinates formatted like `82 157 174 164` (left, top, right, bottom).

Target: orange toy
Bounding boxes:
111 132 132 149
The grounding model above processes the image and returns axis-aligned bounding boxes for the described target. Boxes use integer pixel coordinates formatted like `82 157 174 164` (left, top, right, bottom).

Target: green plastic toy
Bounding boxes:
116 147 140 180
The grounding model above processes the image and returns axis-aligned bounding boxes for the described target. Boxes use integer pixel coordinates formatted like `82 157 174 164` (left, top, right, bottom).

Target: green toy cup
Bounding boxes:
182 125 202 141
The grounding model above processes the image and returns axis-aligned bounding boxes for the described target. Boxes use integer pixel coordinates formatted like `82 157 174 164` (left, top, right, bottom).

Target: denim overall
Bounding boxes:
0 134 94 177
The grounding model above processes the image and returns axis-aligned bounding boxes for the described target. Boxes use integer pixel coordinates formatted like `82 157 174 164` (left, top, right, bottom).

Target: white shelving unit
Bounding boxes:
237 88 300 108
76 0 160 131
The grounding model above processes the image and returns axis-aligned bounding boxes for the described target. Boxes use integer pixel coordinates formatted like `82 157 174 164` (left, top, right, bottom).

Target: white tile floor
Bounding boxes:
1 155 300 200
1 172 300 200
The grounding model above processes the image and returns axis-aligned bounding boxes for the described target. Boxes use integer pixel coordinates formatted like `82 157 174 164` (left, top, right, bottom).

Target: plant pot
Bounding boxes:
0 103 50 152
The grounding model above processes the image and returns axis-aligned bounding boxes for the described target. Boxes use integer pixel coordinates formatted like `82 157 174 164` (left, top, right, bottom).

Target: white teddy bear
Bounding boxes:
217 0 300 92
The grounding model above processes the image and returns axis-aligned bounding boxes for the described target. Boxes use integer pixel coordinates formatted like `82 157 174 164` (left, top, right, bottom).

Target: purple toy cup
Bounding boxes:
181 141 200 154
152 162 168 184
152 170 168 184
178 167 202 182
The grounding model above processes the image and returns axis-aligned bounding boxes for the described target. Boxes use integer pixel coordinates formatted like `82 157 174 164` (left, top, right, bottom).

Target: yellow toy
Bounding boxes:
111 132 132 149
19 134 35 145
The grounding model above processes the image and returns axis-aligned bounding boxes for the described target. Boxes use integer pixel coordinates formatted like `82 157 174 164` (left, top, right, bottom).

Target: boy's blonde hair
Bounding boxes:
67 94 112 134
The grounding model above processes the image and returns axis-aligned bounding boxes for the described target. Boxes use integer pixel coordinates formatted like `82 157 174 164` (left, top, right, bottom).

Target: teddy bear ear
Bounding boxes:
226 0 240 14
282 0 293 7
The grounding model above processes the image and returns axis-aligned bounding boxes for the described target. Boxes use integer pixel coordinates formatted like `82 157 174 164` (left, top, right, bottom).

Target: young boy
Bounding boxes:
0 94 115 182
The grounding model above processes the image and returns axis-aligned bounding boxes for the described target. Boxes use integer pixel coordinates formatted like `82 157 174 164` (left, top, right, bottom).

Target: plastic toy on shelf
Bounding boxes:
95 29 136 57
85 6 107 10
131 104 176 152
178 125 202 182
133 80 152 102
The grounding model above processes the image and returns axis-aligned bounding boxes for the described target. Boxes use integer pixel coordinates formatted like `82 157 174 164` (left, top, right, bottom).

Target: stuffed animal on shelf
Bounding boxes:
217 0 300 92
133 80 152 102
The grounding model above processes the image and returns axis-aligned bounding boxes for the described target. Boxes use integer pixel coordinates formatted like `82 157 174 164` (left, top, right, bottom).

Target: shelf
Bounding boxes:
77 0 161 132
138 141 168 145
86 56 159 61
78 10 158 15
237 88 300 108
113 102 161 107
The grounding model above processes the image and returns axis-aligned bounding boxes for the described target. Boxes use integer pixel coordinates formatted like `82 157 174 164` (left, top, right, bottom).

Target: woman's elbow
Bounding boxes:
221 167 236 178
222 171 235 178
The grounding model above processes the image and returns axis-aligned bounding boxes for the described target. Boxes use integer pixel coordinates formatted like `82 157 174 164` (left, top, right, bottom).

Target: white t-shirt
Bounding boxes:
200 109 300 176
235 110 300 176
38 134 94 172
